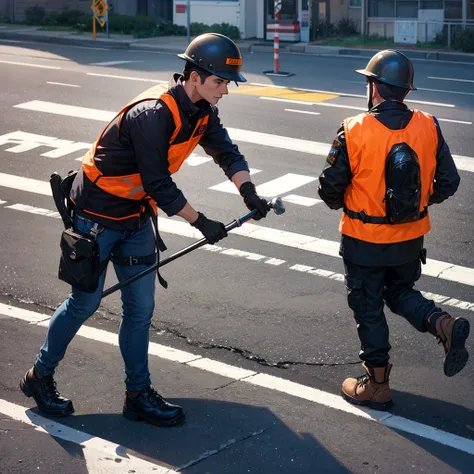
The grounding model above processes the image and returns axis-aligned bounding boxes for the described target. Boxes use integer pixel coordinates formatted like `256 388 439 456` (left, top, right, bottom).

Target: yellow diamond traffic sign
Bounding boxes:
91 0 108 16
91 0 108 27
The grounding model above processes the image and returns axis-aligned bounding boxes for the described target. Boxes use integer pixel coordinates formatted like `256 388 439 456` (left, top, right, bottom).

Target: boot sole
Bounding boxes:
444 318 470 377
20 379 74 417
123 407 185 427
341 390 393 411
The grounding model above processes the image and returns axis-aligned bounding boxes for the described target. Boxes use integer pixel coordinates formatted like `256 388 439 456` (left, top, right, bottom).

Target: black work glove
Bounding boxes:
191 212 228 245
239 182 269 221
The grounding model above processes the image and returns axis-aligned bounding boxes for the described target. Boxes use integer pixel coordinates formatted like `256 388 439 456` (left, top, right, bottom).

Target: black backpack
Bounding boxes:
384 142 422 224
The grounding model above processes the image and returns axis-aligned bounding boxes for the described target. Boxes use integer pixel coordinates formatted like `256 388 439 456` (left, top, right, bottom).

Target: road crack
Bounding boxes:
151 324 360 368
175 428 269 472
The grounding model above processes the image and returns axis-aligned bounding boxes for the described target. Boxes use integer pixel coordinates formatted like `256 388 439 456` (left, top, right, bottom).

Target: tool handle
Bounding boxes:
101 208 258 298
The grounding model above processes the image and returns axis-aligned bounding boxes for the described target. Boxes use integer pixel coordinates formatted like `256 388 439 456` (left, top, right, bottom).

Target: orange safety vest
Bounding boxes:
81 83 209 216
340 109 438 244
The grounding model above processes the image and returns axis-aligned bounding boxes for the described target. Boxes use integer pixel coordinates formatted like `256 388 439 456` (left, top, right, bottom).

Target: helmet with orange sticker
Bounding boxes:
178 33 246 83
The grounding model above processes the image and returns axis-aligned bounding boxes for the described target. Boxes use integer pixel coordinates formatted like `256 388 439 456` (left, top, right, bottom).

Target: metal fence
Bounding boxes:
366 18 474 47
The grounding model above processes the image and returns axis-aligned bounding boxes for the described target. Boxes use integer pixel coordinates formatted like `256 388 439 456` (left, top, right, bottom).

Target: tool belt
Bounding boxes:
50 171 168 292
51 171 105 292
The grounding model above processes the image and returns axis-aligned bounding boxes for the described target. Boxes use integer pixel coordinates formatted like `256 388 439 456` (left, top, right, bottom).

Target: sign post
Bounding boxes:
91 0 109 40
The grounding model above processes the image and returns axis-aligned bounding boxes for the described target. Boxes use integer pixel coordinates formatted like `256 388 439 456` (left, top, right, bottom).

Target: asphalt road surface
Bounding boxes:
0 40 473 473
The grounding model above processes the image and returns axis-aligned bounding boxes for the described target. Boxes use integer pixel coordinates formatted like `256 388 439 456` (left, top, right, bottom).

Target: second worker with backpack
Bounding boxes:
318 50 469 410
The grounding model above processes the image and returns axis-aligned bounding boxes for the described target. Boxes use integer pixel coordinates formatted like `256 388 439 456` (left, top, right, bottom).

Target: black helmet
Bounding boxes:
356 50 416 90
178 33 247 83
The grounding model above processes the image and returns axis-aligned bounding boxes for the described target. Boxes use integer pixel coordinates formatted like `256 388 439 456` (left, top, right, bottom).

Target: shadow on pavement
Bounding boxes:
30 397 350 474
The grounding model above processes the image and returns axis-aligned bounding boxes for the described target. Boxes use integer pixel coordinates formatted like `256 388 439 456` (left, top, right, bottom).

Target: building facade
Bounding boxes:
173 0 473 40
0 0 174 23
2 0 472 41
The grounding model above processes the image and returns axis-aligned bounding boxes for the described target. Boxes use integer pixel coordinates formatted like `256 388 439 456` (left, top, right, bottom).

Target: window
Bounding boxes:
350 0 362 7
445 0 462 18
420 0 443 8
396 0 418 17
368 0 395 17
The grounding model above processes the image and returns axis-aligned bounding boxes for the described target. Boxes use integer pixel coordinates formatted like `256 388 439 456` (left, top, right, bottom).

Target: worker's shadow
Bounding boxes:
27 396 350 474
385 389 474 471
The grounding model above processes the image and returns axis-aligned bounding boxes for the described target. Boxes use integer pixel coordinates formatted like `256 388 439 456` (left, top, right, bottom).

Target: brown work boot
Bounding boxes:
427 311 470 377
341 362 393 411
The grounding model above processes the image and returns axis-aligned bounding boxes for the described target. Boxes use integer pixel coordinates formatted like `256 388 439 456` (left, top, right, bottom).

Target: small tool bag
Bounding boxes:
51 171 103 293
58 224 102 293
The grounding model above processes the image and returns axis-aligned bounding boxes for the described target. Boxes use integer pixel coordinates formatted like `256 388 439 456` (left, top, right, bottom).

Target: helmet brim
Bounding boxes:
178 54 247 83
355 68 416 90
355 68 378 78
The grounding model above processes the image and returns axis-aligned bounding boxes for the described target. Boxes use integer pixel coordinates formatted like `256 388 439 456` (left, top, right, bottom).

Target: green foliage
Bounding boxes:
43 9 90 29
311 18 338 39
452 28 474 53
153 19 187 36
190 22 240 39
24 5 46 25
337 18 358 37
433 30 448 46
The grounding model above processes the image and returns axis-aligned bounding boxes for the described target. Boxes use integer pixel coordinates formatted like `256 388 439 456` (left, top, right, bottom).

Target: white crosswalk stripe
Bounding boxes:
10 101 474 174
1 173 474 289
2 97 474 293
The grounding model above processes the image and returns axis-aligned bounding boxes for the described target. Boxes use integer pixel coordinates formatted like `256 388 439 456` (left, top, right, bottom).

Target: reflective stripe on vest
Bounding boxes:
82 84 209 205
340 109 438 244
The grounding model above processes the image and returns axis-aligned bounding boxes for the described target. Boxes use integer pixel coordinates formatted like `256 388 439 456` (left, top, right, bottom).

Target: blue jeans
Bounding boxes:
35 216 157 391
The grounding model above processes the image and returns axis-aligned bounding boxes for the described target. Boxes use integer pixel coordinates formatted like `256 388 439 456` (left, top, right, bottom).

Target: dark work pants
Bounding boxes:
344 258 438 367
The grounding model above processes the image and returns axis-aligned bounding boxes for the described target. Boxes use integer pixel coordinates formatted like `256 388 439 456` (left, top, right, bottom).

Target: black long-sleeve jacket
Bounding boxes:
318 101 460 266
71 74 249 230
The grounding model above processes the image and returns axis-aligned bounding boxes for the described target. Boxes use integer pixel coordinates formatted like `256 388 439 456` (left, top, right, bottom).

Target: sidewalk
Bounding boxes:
1 24 474 64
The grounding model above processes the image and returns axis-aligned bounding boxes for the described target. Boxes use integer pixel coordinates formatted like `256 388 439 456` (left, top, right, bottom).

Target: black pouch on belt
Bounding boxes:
58 228 100 293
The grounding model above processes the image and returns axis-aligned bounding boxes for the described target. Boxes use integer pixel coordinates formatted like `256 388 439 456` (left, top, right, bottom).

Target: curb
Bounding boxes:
1 30 473 63
0 31 131 49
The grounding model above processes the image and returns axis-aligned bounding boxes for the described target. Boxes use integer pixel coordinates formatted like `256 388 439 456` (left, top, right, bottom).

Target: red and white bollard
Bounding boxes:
263 0 292 77
273 0 281 74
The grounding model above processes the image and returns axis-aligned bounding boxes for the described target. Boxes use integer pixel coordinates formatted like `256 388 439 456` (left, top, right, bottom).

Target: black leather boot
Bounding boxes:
20 367 74 417
123 386 185 427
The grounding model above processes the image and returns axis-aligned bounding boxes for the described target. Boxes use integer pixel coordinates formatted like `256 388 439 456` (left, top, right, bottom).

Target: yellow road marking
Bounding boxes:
232 85 338 103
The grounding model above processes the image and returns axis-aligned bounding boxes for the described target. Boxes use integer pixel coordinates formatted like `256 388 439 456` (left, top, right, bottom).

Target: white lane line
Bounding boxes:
2 174 474 288
90 60 143 66
0 130 91 158
227 126 331 156
10 101 474 173
1 303 473 455
186 154 213 166
0 398 175 473
418 87 474 97
260 96 366 111
428 76 474 84
87 72 168 83
453 155 474 173
210 168 262 194
5 203 60 218
46 81 80 88
0 59 60 70
285 108 321 116
14 101 115 121
0 173 51 195
438 118 473 125
288 87 456 108
282 194 322 206
2 193 474 304
256 173 317 197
